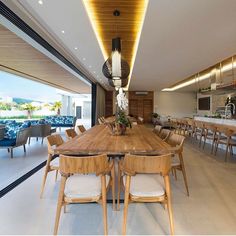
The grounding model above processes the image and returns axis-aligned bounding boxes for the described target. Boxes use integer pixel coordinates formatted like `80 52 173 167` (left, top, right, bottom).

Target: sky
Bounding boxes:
0 71 61 102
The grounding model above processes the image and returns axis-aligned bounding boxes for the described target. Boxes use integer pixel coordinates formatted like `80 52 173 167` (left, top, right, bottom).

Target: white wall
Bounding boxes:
154 91 197 118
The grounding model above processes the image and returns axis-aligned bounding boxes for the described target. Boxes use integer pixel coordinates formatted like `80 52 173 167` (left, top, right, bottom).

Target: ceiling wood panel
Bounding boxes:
0 24 90 93
83 0 148 88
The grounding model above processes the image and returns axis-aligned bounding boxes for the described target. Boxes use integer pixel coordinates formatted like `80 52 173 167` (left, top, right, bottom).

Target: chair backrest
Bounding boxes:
159 129 171 140
16 128 30 146
59 154 109 175
78 125 86 134
167 133 185 151
122 153 171 176
98 118 103 124
65 128 77 140
153 125 162 135
47 134 64 155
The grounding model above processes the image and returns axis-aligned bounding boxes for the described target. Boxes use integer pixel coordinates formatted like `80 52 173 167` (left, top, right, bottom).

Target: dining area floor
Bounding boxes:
0 138 236 235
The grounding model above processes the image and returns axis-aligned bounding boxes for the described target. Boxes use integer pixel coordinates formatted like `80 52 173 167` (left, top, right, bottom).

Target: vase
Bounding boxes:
119 124 127 135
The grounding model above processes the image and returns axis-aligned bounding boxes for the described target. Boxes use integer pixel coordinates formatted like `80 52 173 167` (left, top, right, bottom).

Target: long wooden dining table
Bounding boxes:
55 124 170 156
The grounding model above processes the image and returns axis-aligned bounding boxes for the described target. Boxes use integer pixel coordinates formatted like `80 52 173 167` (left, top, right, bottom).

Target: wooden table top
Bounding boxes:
55 124 170 156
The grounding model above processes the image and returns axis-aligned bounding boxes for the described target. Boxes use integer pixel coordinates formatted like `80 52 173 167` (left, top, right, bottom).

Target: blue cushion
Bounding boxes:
21 121 31 128
0 138 16 146
0 120 16 125
4 123 21 139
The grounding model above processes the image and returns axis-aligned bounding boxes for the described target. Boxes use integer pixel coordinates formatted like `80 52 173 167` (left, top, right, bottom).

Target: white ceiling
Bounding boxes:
2 0 236 92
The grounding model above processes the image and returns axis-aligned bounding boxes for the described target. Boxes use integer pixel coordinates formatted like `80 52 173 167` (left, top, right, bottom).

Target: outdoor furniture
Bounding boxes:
40 134 64 198
159 129 171 141
45 116 76 128
0 127 5 140
53 154 115 235
118 153 174 235
28 124 53 144
0 128 31 158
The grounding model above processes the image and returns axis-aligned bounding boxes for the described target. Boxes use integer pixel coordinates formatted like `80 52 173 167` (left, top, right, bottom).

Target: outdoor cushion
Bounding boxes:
64 174 110 199
0 120 16 125
0 138 16 147
4 123 22 139
20 121 31 128
124 174 165 197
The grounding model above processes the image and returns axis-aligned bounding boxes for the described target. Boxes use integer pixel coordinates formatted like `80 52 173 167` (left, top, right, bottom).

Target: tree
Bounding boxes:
21 103 37 119
0 102 12 111
51 101 62 116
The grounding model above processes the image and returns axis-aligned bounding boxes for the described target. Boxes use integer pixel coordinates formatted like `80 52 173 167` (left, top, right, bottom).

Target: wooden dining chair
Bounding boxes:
167 133 189 196
153 125 162 135
77 125 86 134
159 129 171 141
65 128 77 140
214 126 236 161
194 121 205 147
202 124 218 153
53 154 115 235
117 153 174 235
40 134 64 198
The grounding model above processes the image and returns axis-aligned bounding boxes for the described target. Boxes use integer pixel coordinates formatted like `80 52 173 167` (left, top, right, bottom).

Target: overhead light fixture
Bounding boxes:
38 0 43 5
83 58 86 61
102 10 130 89
162 57 236 92
61 30 65 34
74 47 78 50
83 1 149 90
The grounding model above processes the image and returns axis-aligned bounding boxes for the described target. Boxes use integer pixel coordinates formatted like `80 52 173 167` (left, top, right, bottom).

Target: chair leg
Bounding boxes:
211 140 215 154
164 175 174 235
28 137 31 145
225 144 229 162
179 153 189 196
55 170 59 182
41 138 44 145
54 176 67 235
111 161 116 210
10 148 13 158
122 175 131 235
117 163 121 211
101 175 108 235
214 141 219 156
203 136 206 149
40 154 52 198
173 168 177 180
23 145 26 153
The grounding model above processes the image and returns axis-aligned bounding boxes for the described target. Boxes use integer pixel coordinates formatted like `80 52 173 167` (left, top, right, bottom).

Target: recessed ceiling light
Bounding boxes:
38 0 43 5
83 58 86 61
93 71 96 74
89 65 92 68
74 47 78 50
61 30 65 34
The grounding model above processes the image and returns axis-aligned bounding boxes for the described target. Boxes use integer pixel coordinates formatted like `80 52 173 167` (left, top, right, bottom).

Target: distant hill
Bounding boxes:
13 98 35 104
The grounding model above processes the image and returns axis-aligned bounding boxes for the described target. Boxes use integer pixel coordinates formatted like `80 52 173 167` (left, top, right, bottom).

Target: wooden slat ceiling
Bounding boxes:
83 0 148 88
0 24 90 94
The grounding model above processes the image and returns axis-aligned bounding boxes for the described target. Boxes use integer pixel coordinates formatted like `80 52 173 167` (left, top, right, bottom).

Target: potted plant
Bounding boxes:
152 112 160 125
116 110 132 135
51 101 62 116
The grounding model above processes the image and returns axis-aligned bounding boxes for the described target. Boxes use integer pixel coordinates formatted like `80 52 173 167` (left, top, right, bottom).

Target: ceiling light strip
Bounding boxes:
162 58 236 92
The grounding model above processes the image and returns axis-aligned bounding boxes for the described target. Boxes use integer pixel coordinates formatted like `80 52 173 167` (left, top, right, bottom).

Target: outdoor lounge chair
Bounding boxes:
0 128 31 158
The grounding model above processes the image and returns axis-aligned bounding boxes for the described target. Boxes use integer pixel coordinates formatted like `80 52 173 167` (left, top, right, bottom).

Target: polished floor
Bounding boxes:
0 138 236 234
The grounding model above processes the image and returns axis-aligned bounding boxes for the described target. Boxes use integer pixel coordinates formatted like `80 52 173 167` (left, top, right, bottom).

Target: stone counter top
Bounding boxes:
194 116 236 126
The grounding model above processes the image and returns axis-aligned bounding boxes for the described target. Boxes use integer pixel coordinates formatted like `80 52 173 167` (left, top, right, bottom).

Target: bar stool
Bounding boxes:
202 124 218 153
214 126 236 161
194 121 205 147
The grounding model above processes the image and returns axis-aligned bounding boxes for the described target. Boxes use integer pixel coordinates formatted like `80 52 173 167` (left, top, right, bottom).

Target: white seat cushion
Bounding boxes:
124 174 165 197
50 157 59 167
65 174 110 199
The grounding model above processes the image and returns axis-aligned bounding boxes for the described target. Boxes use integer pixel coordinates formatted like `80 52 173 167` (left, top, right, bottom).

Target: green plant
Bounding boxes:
116 110 132 128
51 101 62 115
0 102 12 111
152 112 159 118
20 103 38 119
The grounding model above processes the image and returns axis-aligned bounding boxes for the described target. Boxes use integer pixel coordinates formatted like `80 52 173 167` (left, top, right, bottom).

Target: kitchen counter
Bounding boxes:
194 116 236 127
